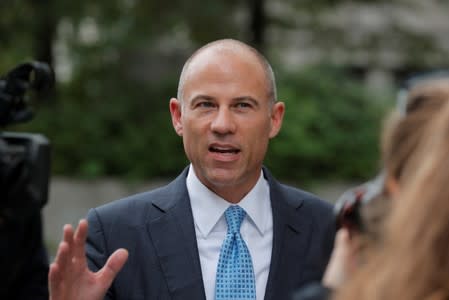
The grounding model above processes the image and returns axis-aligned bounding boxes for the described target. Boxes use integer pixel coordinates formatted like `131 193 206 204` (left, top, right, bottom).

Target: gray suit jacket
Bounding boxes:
86 167 335 300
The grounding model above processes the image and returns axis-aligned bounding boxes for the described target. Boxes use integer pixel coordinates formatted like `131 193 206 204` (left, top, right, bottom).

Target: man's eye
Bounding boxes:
197 102 215 108
236 102 252 109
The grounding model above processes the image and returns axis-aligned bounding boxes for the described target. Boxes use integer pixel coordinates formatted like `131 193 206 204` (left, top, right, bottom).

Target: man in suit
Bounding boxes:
49 38 335 300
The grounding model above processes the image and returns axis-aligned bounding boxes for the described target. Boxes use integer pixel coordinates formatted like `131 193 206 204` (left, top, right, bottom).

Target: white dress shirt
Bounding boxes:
187 165 273 300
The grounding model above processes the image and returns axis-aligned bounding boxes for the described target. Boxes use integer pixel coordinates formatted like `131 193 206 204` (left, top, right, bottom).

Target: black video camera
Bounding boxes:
0 61 54 223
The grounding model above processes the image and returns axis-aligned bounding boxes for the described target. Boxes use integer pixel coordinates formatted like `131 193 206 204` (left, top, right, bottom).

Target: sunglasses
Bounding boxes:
334 173 385 234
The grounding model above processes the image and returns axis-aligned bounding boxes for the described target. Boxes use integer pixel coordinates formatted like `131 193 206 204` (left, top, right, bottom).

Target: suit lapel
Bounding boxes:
263 170 312 300
144 167 315 300
147 168 206 300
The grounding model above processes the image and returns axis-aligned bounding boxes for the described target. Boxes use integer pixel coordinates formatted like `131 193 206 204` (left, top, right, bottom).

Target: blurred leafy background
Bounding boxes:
2 0 449 185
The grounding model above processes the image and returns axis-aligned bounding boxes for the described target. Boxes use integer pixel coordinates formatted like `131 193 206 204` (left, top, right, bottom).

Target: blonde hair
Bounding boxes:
334 101 449 300
355 79 449 251
381 78 449 184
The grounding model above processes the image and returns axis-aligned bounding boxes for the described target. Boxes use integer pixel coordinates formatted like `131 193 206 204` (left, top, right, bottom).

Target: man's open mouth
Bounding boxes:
209 146 240 154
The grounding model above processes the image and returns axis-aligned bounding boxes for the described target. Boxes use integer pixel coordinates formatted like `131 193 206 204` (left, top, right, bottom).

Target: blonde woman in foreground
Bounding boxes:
334 100 449 300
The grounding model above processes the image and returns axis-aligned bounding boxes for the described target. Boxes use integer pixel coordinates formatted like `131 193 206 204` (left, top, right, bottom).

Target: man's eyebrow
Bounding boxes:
191 94 214 101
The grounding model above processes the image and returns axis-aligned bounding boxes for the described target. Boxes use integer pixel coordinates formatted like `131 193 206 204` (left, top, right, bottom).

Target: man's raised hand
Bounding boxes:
49 219 128 300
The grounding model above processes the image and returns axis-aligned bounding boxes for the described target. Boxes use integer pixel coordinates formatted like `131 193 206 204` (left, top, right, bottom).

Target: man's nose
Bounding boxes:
210 107 236 134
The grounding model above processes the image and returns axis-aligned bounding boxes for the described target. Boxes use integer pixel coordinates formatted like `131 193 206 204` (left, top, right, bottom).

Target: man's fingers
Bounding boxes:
48 264 59 300
53 221 88 277
50 220 126 300
54 241 70 273
49 250 74 300
98 249 129 287
48 262 60 291
63 224 74 247
73 219 88 243
73 219 89 260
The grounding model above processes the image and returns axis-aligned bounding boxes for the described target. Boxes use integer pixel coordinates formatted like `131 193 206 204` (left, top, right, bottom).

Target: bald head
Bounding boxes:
177 39 277 104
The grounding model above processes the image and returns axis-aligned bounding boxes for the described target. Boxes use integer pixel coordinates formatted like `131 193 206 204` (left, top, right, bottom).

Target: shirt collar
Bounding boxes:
187 165 271 238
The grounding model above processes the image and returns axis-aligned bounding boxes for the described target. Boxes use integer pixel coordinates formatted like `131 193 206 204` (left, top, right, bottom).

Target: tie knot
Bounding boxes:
224 205 246 234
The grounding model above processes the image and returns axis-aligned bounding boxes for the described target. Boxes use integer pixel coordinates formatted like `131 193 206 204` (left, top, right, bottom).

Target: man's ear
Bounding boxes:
269 101 285 139
169 98 183 136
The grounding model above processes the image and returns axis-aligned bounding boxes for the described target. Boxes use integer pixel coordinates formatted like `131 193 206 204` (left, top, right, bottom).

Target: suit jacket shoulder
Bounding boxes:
263 168 336 300
86 167 205 300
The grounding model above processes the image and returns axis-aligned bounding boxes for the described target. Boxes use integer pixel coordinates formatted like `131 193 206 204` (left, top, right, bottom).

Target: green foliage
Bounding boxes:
265 65 391 183
0 0 245 180
19 73 187 179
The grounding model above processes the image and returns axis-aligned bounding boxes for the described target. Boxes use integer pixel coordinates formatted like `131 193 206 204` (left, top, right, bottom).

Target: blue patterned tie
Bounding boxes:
215 205 256 300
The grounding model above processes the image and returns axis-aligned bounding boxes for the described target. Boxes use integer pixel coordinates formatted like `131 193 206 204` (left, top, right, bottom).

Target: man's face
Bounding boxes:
170 48 284 202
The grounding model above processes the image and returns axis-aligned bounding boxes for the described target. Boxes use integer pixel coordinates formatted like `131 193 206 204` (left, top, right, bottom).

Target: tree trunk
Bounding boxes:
248 0 266 54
